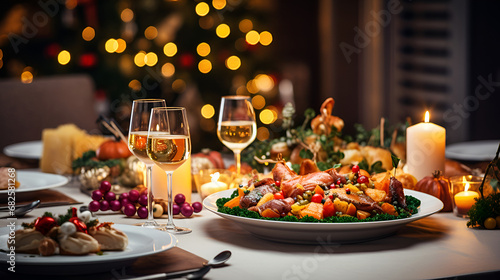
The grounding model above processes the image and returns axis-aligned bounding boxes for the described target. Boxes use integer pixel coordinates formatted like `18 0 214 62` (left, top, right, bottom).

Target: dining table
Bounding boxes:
1 166 500 280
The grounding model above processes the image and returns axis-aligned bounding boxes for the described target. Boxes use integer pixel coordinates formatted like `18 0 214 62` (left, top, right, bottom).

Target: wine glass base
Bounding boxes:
140 220 165 229
165 226 192 234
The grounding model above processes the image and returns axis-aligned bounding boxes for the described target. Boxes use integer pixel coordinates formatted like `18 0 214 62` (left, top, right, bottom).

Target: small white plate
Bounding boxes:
0 224 177 275
0 170 69 194
446 140 499 161
3 140 43 159
204 189 443 244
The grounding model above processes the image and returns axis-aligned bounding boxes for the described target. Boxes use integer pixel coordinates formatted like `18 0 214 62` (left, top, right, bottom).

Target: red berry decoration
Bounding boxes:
351 165 360 174
110 200 122 211
137 206 148 219
104 191 116 201
91 190 103 201
329 184 336 189
138 194 148 206
123 204 136 217
100 181 112 193
181 204 194 217
357 175 369 184
336 179 342 186
69 207 88 233
174 193 186 205
88 200 101 212
34 216 57 235
172 204 180 215
119 192 129 201
100 200 110 211
128 190 140 202
192 202 202 213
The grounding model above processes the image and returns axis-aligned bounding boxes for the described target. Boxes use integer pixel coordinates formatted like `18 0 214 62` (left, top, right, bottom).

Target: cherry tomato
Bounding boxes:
357 175 369 184
329 184 336 189
274 192 284 199
275 180 281 188
351 165 360 174
311 193 323 203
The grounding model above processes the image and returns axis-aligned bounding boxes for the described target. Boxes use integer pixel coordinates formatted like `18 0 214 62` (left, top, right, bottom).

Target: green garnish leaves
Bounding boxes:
467 193 500 228
391 154 400 169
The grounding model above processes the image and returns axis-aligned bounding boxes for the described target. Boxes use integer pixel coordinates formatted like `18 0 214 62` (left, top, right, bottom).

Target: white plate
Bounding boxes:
0 170 69 194
0 224 177 275
203 189 443 244
3 140 43 159
446 140 499 161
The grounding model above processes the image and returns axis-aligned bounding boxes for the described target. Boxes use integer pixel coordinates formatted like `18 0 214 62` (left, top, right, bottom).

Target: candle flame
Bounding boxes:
210 172 220 184
424 111 430 123
462 176 470 191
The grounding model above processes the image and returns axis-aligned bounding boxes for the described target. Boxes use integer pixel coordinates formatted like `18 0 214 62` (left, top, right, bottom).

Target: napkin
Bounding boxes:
0 189 80 208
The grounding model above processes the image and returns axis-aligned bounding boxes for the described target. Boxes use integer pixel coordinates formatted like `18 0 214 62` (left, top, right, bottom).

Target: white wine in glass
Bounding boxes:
128 99 166 229
217 96 256 176
147 107 192 234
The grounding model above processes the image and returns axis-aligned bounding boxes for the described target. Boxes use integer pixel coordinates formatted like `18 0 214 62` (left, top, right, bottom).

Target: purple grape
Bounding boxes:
88 200 100 212
138 194 148 206
100 181 112 193
119 192 129 201
192 202 202 213
104 191 116 201
91 190 103 201
100 200 110 211
174 193 185 205
172 204 180 215
123 204 136 217
128 190 140 202
121 198 131 207
137 206 148 219
181 202 190 208
181 205 194 217
110 200 122 211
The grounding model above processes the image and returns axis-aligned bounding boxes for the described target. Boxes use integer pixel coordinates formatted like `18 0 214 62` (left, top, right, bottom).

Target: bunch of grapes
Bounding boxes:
171 194 202 218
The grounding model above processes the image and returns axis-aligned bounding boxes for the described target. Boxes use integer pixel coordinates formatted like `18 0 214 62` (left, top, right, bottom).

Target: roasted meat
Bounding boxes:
389 177 407 209
330 188 384 214
239 185 278 209
280 172 335 198
272 162 297 183
249 198 295 217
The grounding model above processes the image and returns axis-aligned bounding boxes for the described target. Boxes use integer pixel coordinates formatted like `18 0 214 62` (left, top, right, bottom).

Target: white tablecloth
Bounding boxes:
2 179 500 280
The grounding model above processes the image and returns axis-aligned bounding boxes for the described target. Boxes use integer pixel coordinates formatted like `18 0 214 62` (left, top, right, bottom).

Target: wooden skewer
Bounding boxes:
110 121 127 143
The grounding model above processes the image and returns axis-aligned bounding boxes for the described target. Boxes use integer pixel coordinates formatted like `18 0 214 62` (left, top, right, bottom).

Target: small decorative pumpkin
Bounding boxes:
191 149 225 173
96 139 132 160
415 170 452 212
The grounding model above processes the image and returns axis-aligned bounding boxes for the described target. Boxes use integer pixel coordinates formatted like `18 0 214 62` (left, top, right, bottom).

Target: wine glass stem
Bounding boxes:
234 150 241 176
145 164 156 226
165 171 176 230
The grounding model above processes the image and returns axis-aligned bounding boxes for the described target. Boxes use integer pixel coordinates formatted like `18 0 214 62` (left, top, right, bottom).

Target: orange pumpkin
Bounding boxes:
414 170 453 212
96 140 132 160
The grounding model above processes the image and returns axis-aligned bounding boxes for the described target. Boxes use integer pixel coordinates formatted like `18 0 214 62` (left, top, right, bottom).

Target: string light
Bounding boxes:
251 95 266 110
144 26 158 40
259 31 273 46
260 109 275 124
212 0 226 10
201 104 215 118
254 74 274 92
172 79 186 92
245 30 260 45
82 27 95 41
145 52 158 66
199 16 214 29
105 39 118 53
129 80 141 91
116 39 126 53
161 63 175 77
225 55 241 70
195 2 210 16
246 80 258 94
121 8 134 22
57 50 71 65
216 24 230 38
196 42 211 57
21 70 33 84
198 59 212 74
257 127 270 141
163 42 177 57
239 19 253 33
134 51 146 67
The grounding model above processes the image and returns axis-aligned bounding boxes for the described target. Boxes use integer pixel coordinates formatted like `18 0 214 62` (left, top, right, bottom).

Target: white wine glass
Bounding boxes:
128 99 166 228
217 96 256 176
147 107 191 234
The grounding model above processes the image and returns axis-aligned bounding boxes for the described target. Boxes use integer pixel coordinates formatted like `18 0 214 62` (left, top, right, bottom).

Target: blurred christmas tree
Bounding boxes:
0 0 282 151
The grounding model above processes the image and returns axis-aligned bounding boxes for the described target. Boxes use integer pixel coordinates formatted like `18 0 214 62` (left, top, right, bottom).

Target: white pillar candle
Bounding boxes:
406 111 446 181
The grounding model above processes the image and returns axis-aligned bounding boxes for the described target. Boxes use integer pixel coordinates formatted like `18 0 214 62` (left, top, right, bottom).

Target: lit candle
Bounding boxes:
406 111 446 180
454 180 479 215
200 172 228 198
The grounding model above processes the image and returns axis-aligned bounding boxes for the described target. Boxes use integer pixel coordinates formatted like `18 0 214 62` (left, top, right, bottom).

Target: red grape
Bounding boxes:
121 198 130 206
123 204 136 217
181 205 194 217
172 204 180 215
137 206 148 219
192 202 202 213
88 201 100 212
100 181 112 193
181 202 190 208
174 193 186 205
128 190 140 202
110 200 122 211
119 192 129 201
138 194 148 206
104 191 116 201
100 200 110 211
91 190 103 201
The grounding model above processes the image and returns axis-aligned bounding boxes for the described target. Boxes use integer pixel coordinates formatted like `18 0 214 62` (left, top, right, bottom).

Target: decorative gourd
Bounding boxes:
191 150 225 171
415 170 452 212
96 140 132 160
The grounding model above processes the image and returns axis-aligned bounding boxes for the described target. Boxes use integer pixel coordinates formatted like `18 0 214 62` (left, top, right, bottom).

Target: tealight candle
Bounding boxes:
200 172 228 198
454 180 479 216
406 111 446 181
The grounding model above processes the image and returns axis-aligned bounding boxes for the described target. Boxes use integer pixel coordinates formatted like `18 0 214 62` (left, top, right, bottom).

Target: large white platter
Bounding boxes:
203 189 443 244
446 140 499 161
0 170 69 194
0 224 177 275
3 140 43 159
